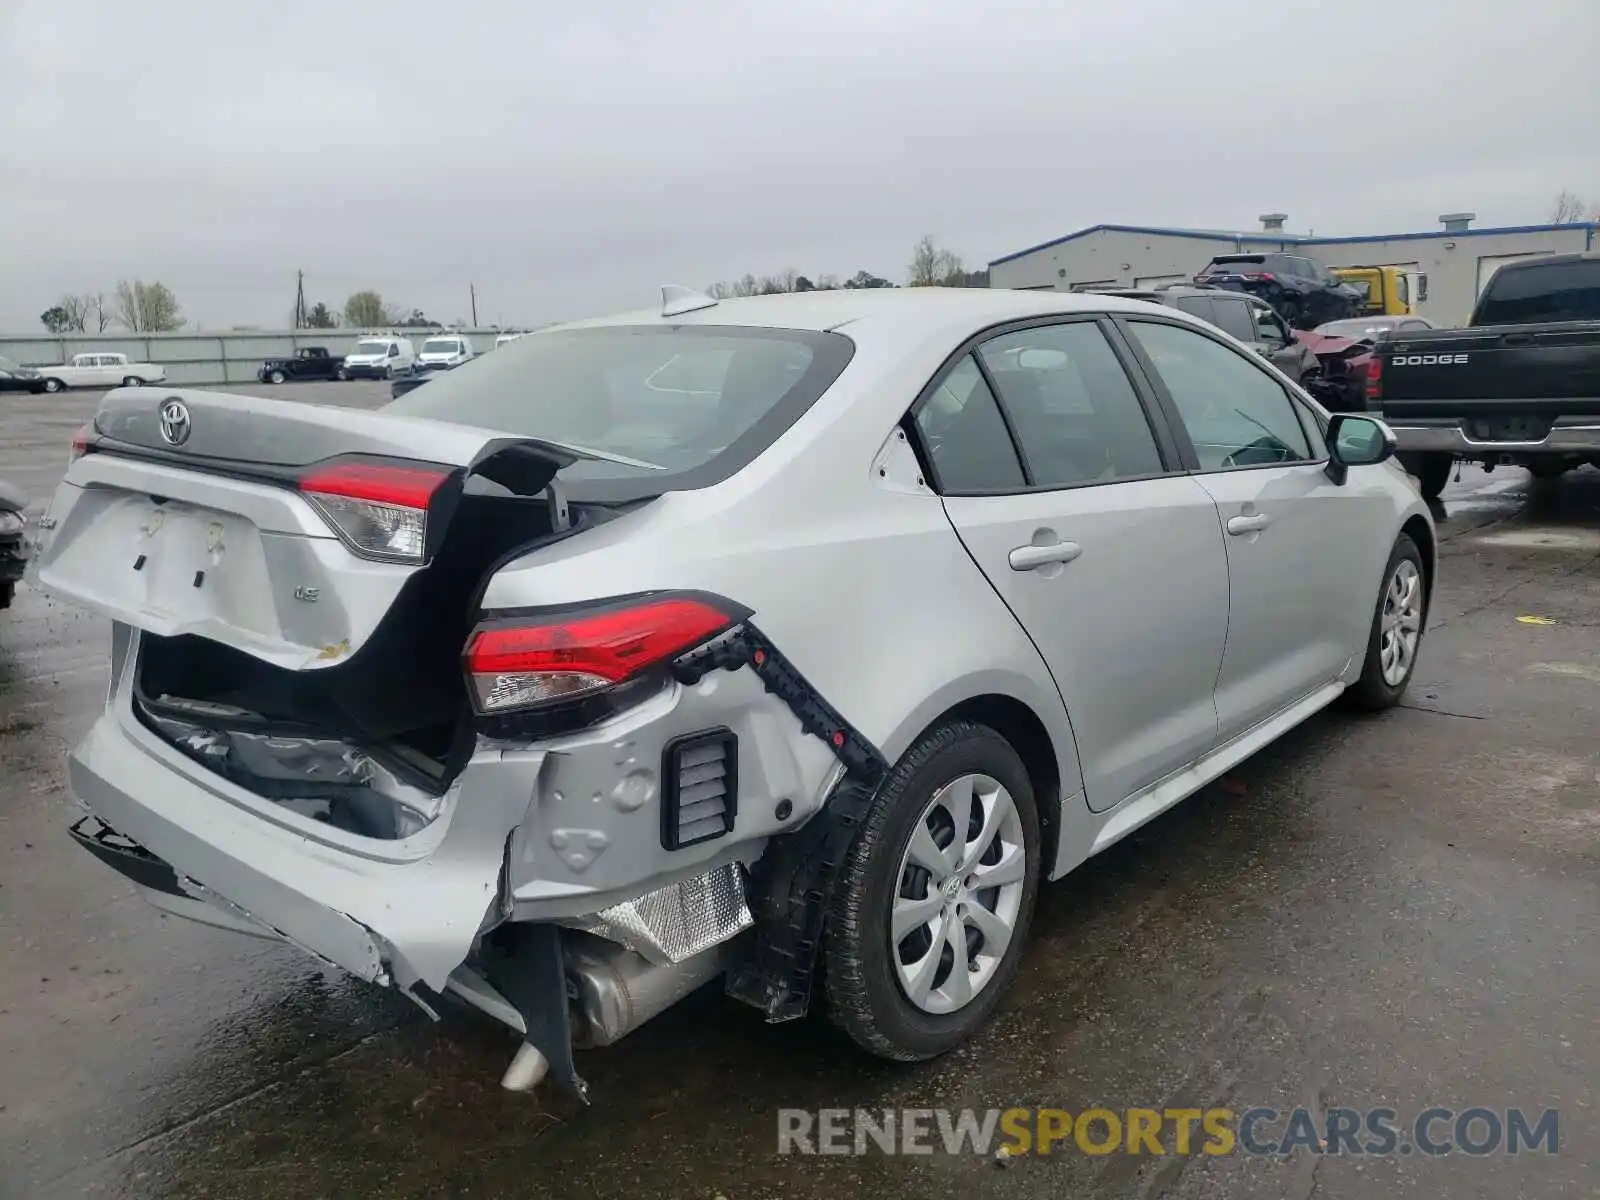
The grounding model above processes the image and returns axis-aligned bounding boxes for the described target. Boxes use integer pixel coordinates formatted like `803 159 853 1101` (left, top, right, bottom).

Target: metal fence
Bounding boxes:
0 328 521 386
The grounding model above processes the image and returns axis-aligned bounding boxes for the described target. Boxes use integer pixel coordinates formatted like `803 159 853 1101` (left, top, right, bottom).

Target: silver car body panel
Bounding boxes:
35 289 1433 1027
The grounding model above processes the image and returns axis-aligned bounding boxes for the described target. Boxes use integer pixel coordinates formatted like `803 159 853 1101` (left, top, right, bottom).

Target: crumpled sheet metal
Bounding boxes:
561 863 752 965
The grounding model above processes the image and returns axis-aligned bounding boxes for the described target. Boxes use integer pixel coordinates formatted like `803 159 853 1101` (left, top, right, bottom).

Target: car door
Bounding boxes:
921 318 1231 812
87 356 114 386
1119 317 1386 741
1246 302 1309 380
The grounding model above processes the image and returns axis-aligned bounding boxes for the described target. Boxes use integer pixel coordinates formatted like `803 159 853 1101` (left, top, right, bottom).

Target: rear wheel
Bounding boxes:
1347 534 1426 711
1528 461 1571 480
823 720 1040 1061
1399 452 1453 501
0 582 13 610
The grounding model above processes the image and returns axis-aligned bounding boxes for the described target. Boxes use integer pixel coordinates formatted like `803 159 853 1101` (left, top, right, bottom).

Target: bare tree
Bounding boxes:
343 290 391 327
1550 189 1591 223
908 235 966 287
114 279 183 331
87 291 113 332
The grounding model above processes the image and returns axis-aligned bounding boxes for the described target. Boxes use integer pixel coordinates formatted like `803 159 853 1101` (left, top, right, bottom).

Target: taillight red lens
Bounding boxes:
299 458 450 563
466 596 736 714
69 424 93 463
1365 357 1383 402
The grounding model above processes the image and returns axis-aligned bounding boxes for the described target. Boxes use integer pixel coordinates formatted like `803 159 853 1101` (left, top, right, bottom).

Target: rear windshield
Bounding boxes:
1317 318 1398 338
1474 259 1600 325
1205 257 1264 273
383 325 854 496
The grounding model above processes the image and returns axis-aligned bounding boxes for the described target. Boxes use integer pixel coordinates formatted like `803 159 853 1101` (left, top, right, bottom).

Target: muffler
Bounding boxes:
564 934 727 1047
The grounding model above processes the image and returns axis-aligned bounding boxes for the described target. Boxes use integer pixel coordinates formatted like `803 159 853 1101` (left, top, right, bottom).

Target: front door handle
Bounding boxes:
1227 513 1272 536
1008 541 1082 571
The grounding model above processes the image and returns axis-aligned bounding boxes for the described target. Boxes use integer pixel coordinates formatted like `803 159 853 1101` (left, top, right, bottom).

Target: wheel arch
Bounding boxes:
1400 512 1436 606
885 687 1080 879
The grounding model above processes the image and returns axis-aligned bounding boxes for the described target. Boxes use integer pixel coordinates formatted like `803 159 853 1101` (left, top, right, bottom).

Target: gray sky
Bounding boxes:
1 0 1595 332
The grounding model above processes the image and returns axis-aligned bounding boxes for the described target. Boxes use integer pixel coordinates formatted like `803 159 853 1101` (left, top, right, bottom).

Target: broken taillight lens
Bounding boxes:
300 458 451 563
465 596 738 716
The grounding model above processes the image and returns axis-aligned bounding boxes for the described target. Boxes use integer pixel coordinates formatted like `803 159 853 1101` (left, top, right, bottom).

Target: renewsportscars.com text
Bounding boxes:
777 1106 1560 1158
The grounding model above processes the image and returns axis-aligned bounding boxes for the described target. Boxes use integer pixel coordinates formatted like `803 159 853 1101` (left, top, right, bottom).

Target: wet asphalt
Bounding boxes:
0 382 1595 1199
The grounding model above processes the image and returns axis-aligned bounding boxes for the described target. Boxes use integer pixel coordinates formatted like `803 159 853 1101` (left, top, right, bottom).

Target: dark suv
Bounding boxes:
1195 253 1363 329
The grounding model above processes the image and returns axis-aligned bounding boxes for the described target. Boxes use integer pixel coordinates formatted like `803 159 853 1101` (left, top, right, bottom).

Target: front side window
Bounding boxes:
915 355 1025 492
1126 320 1312 471
1251 305 1289 345
976 322 1164 488
1175 296 1216 323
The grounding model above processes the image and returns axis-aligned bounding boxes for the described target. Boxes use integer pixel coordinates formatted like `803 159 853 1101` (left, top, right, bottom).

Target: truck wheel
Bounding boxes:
121 376 142 387
1528 462 1570 480
42 378 64 393
1399 452 1453 501
336 368 350 381
822 719 1040 1061
0 582 13 610
1346 534 1427 711
267 370 286 384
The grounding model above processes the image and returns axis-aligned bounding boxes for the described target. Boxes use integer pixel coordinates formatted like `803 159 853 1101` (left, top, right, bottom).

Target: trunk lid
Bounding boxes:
1375 324 1600 419
29 388 581 671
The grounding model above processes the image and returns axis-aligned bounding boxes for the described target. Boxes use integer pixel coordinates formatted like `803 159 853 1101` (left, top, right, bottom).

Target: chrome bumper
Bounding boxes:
1387 422 1600 455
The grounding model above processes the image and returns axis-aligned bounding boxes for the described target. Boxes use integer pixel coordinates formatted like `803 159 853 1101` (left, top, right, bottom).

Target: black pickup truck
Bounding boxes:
1372 252 1600 499
257 346 347 384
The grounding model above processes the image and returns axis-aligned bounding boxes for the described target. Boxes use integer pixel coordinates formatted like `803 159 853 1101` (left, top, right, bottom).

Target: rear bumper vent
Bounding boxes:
661 729 737 850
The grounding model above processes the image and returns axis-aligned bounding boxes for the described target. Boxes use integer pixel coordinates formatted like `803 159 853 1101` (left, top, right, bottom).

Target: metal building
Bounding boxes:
988 213 1599 325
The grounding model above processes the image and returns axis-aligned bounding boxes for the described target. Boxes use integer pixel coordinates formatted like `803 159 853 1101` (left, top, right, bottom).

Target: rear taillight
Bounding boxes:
69 424 94 464
1365 357 1383 403
299 458 451 563
1243 272 1275 283
465 595 739 717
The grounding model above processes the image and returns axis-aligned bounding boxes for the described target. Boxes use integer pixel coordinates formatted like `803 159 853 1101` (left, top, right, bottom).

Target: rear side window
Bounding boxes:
1126 320 1311 471
1474 259 1600 325
915 355 1025 492
385 325 854 493
977 322 1165 488
1208 296 1258 342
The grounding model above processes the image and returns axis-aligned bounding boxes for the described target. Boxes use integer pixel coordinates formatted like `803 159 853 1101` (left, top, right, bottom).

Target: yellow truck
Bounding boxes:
1331 266 1428 317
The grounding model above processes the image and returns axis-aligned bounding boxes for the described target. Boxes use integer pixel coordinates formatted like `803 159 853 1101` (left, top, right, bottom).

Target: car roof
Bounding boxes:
1490 251 1599 274
547 287 1191 342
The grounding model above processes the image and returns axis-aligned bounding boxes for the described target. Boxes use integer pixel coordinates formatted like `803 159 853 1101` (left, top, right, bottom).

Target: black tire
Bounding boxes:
267 370 286 385
0 582 13 610
1527 461 1570 480
121 376 142 387
1346 534 1427 711
1398 452 1452 501
822 719 1041 1061
42 378 64 393
336 368 350 381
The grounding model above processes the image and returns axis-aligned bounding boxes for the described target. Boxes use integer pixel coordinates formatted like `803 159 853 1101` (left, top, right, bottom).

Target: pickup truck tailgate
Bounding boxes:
1376 322 1600 420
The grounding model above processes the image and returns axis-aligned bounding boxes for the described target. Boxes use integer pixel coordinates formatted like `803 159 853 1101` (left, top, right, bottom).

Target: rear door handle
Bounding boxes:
1008 541 1082 571
1227 513 1272 536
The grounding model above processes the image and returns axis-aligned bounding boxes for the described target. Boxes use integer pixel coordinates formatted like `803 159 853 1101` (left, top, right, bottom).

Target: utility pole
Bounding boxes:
470 283 479 327
292 270 308 329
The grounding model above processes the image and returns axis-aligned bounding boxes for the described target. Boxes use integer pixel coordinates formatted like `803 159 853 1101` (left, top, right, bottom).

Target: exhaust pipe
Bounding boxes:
564 935 727 1047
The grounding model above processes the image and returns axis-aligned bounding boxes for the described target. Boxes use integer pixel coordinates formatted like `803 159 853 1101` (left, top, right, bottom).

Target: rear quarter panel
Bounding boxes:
478 333 1085 813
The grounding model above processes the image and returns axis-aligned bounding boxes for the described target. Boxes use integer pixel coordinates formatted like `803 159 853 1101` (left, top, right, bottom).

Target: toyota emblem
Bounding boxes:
158 399 192 446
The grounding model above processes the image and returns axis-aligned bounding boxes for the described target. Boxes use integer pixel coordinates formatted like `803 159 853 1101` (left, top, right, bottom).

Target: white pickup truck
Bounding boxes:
39 353 167 393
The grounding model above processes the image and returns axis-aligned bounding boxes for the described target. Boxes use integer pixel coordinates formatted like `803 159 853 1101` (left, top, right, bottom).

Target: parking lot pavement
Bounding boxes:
1 387 1594 1198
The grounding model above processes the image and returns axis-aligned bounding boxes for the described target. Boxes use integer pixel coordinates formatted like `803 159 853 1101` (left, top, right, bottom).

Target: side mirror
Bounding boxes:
1325 413 1396 484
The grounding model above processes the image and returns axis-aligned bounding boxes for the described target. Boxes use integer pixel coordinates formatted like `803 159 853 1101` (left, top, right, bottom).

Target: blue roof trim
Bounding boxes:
990 221 1600 267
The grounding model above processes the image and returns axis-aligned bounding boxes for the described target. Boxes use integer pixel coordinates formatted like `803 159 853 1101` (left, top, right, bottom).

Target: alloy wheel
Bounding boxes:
890 772 1026 1015
1379 558 1422 686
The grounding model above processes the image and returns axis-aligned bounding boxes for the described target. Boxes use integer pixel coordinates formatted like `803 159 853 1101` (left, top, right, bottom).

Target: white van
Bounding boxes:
416 334 476 372
341 336 416 380
494 332 525 349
